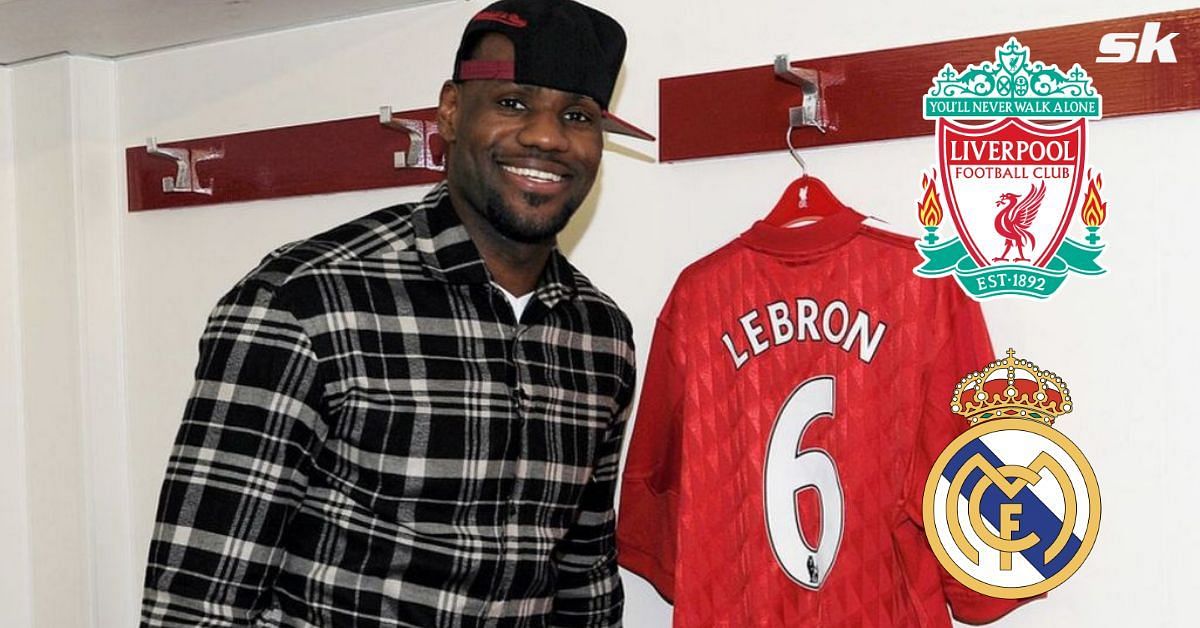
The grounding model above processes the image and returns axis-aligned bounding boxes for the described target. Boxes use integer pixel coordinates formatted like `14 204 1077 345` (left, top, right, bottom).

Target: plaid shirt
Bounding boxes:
142 183 636 627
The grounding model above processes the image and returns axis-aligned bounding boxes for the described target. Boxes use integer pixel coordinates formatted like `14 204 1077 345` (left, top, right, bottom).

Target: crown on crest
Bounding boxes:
923 37 1102 120
951 349 1071 425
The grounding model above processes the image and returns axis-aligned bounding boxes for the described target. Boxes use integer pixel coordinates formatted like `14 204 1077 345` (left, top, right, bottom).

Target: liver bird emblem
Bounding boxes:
992 181 1046 262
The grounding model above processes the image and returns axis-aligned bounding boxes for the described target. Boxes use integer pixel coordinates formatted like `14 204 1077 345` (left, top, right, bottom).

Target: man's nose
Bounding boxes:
516 110 570 152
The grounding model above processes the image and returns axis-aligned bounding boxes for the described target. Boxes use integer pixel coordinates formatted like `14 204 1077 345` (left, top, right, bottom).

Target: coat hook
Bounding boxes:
380 107 445 172
774 55 837 133
146 137 223 195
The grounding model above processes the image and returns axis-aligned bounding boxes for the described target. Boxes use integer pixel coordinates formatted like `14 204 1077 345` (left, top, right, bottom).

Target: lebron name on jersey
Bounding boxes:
720 296 887 369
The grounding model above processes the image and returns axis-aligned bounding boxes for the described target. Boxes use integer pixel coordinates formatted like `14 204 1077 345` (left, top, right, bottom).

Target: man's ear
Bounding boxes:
437 81 460 143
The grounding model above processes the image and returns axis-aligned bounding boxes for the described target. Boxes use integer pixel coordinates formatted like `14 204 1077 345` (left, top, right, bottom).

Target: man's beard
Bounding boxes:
480 187 581 244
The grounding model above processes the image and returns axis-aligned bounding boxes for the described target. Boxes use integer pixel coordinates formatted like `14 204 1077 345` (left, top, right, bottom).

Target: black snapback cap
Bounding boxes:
452 0 654 141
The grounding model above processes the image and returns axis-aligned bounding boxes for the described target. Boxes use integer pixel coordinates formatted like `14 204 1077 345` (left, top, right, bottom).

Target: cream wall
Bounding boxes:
0 65 35 628
12 57 92 628
70 56 136 628
2 0 1196 626
5 54 135 628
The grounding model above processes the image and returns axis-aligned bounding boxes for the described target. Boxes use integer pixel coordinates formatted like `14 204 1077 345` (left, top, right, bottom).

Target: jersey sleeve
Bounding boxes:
897 286 1041 624
616 296 686 603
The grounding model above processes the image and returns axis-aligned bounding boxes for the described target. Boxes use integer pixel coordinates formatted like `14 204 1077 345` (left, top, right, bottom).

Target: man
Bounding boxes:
141 1 650 625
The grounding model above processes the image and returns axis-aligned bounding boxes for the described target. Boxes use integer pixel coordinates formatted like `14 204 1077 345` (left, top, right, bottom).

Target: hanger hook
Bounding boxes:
786 126 807 179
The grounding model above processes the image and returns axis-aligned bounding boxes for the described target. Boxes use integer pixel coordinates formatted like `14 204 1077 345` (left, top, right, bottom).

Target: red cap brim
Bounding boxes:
602 110 656 141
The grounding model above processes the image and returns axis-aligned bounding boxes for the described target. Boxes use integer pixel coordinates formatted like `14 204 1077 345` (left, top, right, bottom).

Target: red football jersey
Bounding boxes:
618 209 1034 626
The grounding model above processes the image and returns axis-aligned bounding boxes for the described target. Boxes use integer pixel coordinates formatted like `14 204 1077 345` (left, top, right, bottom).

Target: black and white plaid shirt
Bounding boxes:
142 183 636 627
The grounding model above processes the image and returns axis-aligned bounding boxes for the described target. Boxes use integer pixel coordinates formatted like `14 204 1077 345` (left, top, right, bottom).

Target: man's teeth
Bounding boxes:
502 165 564 183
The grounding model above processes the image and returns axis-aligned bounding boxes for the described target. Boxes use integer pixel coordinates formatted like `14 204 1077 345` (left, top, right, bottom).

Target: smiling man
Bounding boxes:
140 1 649 626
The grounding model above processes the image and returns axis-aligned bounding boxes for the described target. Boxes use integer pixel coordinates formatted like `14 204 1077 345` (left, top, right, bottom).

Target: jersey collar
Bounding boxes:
738 206 866 258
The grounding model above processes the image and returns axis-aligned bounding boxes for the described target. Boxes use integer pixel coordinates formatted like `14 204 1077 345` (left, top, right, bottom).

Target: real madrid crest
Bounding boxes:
923 349 1101 598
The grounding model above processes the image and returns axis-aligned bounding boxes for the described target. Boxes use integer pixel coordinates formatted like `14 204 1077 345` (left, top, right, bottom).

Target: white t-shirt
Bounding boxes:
493 283 534 321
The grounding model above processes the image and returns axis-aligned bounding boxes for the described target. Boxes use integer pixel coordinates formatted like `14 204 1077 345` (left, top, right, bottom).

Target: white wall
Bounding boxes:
6 54 135 628
3 0 1196 626
0 64 35 628
71 56 137 628
11 57 92 628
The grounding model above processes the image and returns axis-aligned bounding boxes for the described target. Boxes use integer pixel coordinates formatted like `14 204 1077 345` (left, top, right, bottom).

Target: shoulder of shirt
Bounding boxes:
858 217 978 309
562 260 634 339
665 217 957 304
665 231 756 291
229 187 444 294
857 217 967 297
856 216 926 251
680 216 927 268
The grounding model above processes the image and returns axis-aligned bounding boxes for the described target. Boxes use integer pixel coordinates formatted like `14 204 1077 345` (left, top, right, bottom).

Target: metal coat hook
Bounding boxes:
146 138 223 195
774 54 836 133
380 107 445 171
785 126 810 209
785 127 807 178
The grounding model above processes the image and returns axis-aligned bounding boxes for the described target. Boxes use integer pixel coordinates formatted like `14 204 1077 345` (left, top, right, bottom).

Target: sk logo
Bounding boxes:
923 350 1101 598
914 38 1110 300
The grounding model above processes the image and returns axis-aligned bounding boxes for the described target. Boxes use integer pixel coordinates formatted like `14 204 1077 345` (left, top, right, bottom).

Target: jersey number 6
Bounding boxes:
763 376 844 590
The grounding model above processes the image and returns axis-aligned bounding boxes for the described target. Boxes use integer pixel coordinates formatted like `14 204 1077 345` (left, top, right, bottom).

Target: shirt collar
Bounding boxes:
536 247 578 311
737 206 866 259
411 183 578 308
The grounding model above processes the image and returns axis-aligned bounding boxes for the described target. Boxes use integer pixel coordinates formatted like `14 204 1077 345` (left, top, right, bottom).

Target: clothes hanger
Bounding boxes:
762 125 851 228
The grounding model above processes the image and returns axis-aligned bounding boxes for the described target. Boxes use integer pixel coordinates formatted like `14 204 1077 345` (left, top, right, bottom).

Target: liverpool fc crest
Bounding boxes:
914 38 1109 299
